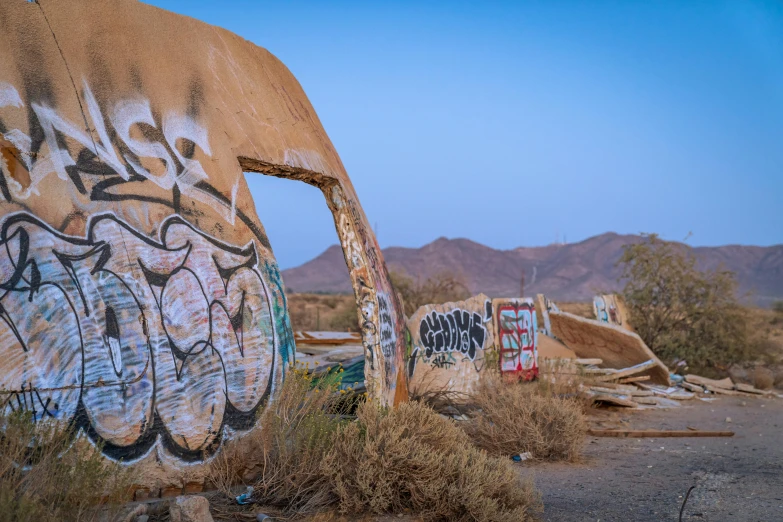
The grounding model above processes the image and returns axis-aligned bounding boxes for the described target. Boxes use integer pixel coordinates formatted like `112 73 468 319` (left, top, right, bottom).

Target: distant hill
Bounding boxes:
281 233 783 306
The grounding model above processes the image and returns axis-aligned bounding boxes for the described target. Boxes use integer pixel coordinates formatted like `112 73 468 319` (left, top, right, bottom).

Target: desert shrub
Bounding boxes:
323 400 541 521
618 233 756 369
208 366 349 514
389 270 471 317
752 366 774 390
462 376 586 462
0 412 129 522
773 301 783 313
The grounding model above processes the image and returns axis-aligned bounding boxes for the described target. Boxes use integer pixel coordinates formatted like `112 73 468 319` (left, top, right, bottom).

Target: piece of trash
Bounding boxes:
256 514 270 521
670 373 684 383
512 452 532 462
236 486 255 505
725 417 732 423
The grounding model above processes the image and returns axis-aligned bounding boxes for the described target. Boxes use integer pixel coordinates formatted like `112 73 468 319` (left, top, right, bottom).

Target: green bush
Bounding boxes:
618 234 754 369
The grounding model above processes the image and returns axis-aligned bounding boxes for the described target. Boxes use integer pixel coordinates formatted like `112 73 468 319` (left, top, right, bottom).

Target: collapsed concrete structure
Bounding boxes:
549 311 670 385
0 0 407 490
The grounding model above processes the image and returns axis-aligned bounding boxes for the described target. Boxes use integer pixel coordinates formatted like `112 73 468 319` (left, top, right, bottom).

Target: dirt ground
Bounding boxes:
530 396 783 522
219 396 781 522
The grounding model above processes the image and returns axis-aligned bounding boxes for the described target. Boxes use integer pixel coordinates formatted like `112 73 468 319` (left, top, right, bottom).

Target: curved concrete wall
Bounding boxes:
0 0 406 489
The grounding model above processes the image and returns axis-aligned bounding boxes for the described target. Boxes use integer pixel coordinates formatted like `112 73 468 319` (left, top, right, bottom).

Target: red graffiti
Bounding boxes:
496 301 538 380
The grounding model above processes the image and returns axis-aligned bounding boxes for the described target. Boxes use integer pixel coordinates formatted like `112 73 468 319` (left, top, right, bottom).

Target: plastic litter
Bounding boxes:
236 486 255 505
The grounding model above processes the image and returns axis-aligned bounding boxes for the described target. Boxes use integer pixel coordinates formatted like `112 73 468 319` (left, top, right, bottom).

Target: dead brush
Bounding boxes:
208 363 352 515
322 400 542 521
408 365 472 416
462 374 587 462
0 411 130 522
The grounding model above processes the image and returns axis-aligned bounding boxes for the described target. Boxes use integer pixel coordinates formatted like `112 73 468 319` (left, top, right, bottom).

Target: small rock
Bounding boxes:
170 495 214 522
725 417 732 423
136 516 150 522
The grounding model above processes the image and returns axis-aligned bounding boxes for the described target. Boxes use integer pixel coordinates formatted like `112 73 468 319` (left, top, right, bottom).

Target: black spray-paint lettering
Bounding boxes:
419 309 486 360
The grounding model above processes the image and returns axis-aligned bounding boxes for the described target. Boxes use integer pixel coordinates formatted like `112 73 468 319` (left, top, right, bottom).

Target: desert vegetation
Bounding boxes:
617 233 781 373
0 412 129 522
207 367 550 520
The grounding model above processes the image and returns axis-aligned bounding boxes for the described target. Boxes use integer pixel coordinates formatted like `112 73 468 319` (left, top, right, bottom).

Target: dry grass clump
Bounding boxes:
463 376 586 462
208 364 354 514
0 412 129 522
322 400 542 521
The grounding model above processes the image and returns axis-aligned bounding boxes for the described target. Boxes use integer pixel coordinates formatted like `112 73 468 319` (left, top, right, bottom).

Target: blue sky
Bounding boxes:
148 0 783 269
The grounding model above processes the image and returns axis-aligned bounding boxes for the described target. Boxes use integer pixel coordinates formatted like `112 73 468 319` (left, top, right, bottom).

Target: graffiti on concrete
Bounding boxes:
0 80 269 242
594 295 620 325
406 295 494 396
494 298 538 379
418 305 490 361
0 211 278 462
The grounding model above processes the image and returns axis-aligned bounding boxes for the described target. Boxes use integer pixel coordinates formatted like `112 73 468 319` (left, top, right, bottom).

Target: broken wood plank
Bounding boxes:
680 381 705 393
588 394 639 408
633 396 659 405
587 429 735 438
704 384 741 396
589 386 653 397
618 375 650 384
734 383 770 395
685 374 734 390
595 360 657 382
582 367 617 375
575 358 603 366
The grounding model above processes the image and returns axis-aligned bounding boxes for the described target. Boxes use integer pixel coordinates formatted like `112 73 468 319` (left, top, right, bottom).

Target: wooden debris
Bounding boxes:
594 360 657 382
618 375 650 384
590 394 639 408
649 397 682 408
704 385 741 396
633 396 659 405
589 386 653 397
680 381 705 393
582 367 617 375
587 429 735 438
734 383 769 395
685 374 734 390
575 358 603 366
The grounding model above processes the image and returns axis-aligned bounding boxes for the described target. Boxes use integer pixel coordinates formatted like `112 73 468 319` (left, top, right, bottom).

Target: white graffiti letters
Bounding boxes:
0 212 277 462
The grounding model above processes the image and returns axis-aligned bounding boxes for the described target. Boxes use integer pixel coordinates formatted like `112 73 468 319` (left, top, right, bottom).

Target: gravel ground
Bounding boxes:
529 395 783 522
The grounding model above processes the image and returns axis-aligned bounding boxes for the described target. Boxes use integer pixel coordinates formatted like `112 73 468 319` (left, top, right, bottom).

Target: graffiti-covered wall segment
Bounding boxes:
493 298 538 380
407 294 494 396
0 0 406 484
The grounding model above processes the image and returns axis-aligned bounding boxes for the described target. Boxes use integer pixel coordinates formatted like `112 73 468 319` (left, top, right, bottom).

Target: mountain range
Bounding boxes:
281 233 783 306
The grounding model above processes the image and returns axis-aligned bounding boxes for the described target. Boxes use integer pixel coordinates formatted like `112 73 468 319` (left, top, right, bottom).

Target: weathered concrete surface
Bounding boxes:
538 334 576 359
536 293 559 338
549 311 670 385
492 298 538 380
593 294 634 332
0 0 406 490
407 294 494 396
